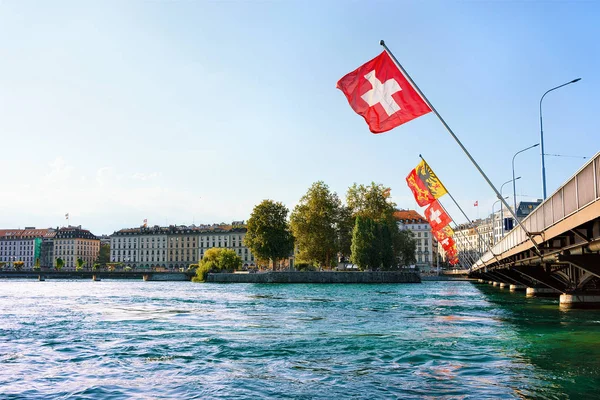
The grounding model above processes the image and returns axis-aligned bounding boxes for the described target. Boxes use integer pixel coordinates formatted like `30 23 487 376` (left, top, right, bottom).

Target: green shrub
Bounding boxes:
295 263 317 272
195 262 214 282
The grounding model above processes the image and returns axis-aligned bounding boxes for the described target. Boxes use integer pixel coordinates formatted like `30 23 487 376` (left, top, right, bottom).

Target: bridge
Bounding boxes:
470 151 600 308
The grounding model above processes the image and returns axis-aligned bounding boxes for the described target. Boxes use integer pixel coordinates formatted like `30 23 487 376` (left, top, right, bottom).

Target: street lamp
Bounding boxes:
512 143 539 214
540 78 581 199
491 196 509 244
500 177 521 238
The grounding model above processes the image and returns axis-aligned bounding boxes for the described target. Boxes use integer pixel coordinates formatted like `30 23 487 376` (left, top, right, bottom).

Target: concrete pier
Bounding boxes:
510 284 526 291
526 287 561 297
559 294 600 309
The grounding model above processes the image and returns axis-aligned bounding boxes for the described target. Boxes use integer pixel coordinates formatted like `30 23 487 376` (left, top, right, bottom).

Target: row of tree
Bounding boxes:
243 181 416 271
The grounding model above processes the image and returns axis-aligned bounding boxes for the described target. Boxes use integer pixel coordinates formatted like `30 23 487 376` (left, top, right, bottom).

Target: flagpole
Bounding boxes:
419 155 504 267
381 40 541 257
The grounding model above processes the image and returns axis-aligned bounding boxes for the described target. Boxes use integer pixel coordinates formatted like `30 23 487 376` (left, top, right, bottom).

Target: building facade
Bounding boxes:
110 223 255 270
0 228 55 269
53 226 100 270
394 210 435 273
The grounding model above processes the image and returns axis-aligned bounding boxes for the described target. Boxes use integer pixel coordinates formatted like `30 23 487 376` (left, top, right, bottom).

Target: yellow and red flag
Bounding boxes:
432 225 454 242
405 160 447 207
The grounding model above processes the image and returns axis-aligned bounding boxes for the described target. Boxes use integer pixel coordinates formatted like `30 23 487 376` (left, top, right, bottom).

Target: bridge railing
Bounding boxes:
473 151 600 269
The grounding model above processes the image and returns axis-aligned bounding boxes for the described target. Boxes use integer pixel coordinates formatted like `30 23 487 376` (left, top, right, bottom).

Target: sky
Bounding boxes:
0 1 598 235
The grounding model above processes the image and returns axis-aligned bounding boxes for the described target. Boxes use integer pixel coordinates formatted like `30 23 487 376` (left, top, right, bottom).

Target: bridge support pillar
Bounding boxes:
559 294 600 309
526 287 561 297
510 284 526 291
492 281 500 287
499 282 508 288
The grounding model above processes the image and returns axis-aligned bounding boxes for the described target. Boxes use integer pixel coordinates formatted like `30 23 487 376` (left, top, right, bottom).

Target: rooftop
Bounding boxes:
394 210 427 224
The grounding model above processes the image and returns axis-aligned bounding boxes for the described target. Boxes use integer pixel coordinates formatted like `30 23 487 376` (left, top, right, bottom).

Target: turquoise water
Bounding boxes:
1 281 599 399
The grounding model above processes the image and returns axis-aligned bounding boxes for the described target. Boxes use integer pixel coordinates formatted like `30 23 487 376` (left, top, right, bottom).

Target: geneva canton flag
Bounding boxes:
337 51 431 133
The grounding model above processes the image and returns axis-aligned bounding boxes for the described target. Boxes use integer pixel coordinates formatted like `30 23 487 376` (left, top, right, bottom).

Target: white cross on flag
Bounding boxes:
337 51 431 133
425 200 451 232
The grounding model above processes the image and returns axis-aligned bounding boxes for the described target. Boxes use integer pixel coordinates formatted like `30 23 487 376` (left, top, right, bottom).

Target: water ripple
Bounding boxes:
1 281 600 398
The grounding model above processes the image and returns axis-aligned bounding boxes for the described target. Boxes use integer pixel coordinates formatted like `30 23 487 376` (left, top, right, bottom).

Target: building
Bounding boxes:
53 226 100 270
0 228 55 270
516 200 542 220
110 223 255 270
394 210 435 273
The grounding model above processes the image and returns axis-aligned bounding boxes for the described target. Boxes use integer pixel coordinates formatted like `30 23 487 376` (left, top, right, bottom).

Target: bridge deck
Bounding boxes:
473 151 600 271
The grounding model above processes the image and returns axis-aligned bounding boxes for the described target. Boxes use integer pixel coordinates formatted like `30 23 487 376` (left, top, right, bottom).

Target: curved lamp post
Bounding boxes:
512 143 539 214
540 78 581 199
500 178 520 238
491 196 509 244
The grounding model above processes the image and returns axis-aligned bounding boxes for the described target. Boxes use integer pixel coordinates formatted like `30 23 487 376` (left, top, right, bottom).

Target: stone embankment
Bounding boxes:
206 271 420 284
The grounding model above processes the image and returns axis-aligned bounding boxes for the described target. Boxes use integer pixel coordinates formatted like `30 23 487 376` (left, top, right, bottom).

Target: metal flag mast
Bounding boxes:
419 155 503 267
381 40 541 257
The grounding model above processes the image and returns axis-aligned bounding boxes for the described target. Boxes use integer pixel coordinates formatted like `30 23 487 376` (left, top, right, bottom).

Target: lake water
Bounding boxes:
1 280 599 399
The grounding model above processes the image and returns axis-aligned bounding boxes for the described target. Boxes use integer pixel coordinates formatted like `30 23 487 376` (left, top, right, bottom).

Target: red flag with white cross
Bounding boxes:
337 51 431 133
440 236 455 252
424 200 452 232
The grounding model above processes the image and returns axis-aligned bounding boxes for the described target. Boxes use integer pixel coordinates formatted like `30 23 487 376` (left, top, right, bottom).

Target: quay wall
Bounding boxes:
206 271 421 284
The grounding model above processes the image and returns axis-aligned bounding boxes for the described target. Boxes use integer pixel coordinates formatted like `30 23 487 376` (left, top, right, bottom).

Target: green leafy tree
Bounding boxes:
0 261 7 270
347 182 396 222
13 261 24 271
96 243 110 266
244 200 294 271
197 248 242 273
217 248 243 272
350 216 374 270
290 181 345 268
395 230 417 267
92 263 100 271
347 182 408 269
336 205 355 261
33 258 41 271
75 258 85 271
55 258 64 271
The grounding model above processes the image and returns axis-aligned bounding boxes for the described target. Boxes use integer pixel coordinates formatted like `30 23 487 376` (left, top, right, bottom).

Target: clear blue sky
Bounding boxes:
0 1 598 234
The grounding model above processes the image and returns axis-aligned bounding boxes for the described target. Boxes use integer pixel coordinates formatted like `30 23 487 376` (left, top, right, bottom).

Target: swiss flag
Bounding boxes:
425 200 452 232
337 51 431 133
440 236 455 252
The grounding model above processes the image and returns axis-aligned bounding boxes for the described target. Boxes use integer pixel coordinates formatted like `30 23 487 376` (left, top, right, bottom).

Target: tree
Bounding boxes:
350 216 374 270
33 258 41 271
92 263 100 271
244 200 294 270
194 248 242 282
347 182 409 269
336 205 355 261
217 249 242 272
198 248 242 272
395 230 417 267
75 258 85 271
96 244 110 266
13 261 24 271
347 182 396 222
290 181 344 268
0 262 6 270
55 258 64 271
